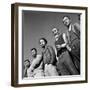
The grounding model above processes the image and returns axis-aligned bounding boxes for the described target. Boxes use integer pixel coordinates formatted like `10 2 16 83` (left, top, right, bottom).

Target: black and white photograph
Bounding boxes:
11 3 87 87
23 11 80 78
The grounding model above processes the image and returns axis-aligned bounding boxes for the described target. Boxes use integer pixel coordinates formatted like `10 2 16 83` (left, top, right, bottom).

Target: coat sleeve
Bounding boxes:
48 46 57 65
74 23 80 32
74 23 80 35
74 23 80 39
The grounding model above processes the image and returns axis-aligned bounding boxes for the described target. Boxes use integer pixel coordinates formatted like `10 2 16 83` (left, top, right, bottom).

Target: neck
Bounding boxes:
42 45 46 49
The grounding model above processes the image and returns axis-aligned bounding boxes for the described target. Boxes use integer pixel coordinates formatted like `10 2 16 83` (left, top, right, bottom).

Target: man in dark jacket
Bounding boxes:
39 38 59 76
24 59 30 77
52 28 79 75
63 16 80 73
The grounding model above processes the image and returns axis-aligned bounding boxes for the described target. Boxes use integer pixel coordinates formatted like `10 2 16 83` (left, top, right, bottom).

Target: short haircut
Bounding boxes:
39 38 47 45
24 59 30 63
63 15 71 20
24 59 30 68
52 27 59 32
31 48 37 52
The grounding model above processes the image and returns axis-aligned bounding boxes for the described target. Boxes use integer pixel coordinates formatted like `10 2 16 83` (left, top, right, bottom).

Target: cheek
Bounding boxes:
63 21 66 25
67 19 70 23
40 42 43 45
43 42 45 45
40 42 42 45
33 51 35 54
27 63 29 66
54 31 56 34
33 52 35 55
40 43 42 46
42 42 44 44
24 63 26 66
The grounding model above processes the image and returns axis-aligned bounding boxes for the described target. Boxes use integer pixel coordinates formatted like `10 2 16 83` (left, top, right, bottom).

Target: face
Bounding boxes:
52 28 58 36
63 16 71 26
52 28 59 40
31 49 37 57
24 61 30 68
39 39 46 48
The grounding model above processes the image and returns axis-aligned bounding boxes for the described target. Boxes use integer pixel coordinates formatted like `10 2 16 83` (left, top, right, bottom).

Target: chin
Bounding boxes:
42 46 45 48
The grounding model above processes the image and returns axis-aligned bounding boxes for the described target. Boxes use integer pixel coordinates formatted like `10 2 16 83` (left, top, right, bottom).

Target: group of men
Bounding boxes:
24 15 80 78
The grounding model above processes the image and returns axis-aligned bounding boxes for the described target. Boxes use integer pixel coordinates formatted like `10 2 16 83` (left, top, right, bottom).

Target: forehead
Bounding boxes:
40 39 45 42
24 60 29 63
31 49 36 52
63 16 69 21
52 28 58 32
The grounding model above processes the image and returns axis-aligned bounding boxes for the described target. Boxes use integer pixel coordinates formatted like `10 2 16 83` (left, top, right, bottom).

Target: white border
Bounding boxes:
18 6 86 84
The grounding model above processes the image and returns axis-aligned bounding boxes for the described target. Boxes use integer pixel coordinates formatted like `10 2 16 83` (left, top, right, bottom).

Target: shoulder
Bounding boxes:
47 45 53 50
73 23 80 32
46 45 55 53
74 23 80 28
30 55 42 66
37 54 42 59
74 23 79 25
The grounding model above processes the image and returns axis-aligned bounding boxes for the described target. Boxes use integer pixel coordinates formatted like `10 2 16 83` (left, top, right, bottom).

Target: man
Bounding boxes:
63 16 80 73
24 59 30 77
52 28 79 75
39 38 59 76
27 48 44 77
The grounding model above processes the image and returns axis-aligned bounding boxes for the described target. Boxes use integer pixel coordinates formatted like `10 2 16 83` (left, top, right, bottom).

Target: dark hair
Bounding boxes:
24 59 30 68
63 15 71 20
24 59 30 63
31 48 37 52
39 38 47 45
52 27 59 33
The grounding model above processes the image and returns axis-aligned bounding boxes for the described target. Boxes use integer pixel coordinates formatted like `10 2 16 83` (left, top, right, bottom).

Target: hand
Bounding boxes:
66 45 71 51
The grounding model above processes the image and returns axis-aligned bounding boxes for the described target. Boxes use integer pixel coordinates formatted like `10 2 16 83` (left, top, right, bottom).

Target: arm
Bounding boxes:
27 63 34 77
73 23 80 39
48 46 56 64
74 23 80 32
27 55 42 77
56 34 67 50
63 33 71 51
55 44 66 50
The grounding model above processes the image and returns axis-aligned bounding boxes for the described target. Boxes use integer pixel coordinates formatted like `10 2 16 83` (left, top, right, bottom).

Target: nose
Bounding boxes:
64 21 67 25
40 43 42 46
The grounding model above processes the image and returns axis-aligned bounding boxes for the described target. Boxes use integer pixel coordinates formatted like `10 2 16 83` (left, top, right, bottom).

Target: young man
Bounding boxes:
39 38 58 76
52 27 79 75
63 16 80 73
24 59 30 77
27 48 44 77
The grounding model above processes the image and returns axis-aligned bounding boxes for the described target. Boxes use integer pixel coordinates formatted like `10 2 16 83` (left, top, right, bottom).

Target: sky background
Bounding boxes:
22 10 80 64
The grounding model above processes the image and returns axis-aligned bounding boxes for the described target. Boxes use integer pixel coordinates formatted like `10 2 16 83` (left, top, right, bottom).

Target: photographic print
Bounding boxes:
11 3 88 87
